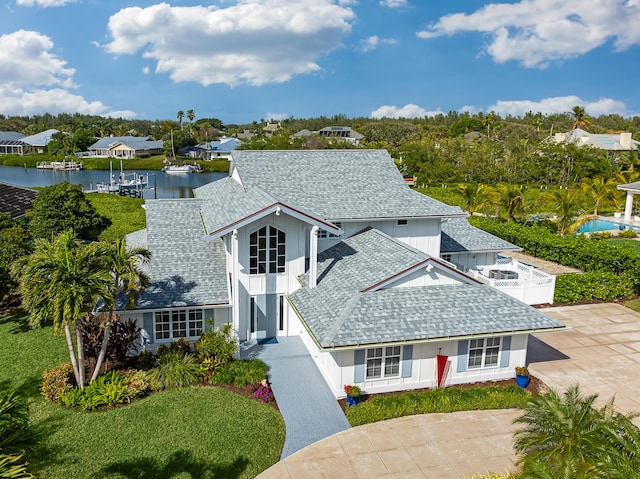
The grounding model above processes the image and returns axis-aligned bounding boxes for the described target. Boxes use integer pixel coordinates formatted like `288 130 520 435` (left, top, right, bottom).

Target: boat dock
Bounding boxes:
36 160 83 171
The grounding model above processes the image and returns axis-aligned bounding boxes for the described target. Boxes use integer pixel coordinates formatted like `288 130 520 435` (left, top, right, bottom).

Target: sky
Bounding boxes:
1 0 639 124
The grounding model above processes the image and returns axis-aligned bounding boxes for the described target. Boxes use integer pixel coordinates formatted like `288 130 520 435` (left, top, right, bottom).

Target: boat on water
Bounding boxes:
36 160 83 171
96 160 149 194
162 163 202 174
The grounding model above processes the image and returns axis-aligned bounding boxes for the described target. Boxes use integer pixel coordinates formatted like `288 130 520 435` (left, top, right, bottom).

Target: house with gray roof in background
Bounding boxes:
551 128 639 151
86 136 164 159
120 149 563 397
0 129 58 155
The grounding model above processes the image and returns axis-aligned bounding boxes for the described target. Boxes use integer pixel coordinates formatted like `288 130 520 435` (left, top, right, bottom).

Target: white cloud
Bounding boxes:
380 0 407 7
0 30 137 117
103 0 355 87
16 0 79 7
417 0 640 68
142 66 150 74
487 95 629 117
370 104 443 119
357 35 397 53
265 112 288 121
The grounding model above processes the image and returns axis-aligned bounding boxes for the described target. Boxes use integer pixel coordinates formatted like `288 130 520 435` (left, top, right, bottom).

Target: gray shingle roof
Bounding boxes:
289 228 564 348
230 150 465 220
130 199 229 309
89 136 163 151
20 129 58 146
0 131 26 142
441 217 520 253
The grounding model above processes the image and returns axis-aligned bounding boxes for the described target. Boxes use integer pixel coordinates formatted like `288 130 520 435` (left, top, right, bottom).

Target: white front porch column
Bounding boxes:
624 192 634 222
231 229 240 333
309 226 319 288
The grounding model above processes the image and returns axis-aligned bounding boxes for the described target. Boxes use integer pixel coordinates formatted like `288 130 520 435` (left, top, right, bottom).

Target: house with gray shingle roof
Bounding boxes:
87 136 163 159
120 149 563 396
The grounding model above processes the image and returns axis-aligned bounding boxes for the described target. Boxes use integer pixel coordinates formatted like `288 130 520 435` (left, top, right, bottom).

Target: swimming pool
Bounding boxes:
578 219 636 233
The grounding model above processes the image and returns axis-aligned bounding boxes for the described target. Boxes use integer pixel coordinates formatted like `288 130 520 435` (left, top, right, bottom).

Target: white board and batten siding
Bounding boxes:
299 332 528 398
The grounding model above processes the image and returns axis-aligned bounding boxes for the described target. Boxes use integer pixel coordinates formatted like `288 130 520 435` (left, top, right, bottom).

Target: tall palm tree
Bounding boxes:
571 106 591 131
457 183 493 215
13 231 110 389
548 189 594 236
494 183 525 222
90 239 150 382
514 386 640 477
177 110 184 131
483 112 497 139
580 177 618 215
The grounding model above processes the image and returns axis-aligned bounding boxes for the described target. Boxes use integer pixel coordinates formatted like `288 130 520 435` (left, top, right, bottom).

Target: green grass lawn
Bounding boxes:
607 238 640 254
87 193 147 241
0 310 285 479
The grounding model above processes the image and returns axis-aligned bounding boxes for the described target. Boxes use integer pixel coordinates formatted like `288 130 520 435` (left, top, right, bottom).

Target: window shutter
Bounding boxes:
500 336 511 368
401 345 413 378
143 312 154 345
354 350 365 383
457 340 468 372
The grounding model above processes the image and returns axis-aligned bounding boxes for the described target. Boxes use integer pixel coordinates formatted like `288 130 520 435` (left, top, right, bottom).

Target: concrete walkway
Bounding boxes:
257 303 640 478
242 337 351 459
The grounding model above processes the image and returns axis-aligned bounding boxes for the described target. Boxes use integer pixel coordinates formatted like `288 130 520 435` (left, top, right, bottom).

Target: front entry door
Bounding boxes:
251 294 278 339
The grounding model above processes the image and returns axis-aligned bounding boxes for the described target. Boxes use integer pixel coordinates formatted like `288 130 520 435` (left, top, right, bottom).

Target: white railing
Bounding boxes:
466 259 556 305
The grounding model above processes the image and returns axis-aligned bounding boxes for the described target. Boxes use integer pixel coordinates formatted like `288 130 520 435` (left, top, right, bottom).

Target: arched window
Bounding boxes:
249 226 285 274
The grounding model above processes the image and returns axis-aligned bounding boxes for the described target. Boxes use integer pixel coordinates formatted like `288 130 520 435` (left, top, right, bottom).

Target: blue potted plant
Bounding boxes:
515 366 530 388
344 384 361 406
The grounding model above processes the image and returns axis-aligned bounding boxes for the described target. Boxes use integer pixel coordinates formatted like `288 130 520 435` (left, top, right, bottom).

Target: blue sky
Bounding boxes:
1 0 639 124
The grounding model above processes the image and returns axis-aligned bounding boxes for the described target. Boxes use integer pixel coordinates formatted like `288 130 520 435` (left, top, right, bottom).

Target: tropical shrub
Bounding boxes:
169 338 192 356
41 362 75 403
210 359 268 387
133 349 156 370
514 386 640 477
59 371 129 410
0 391 38 479
555 272 635 303
147 352 203 390
79 313 142 373
618 228 638 238
588 231 612 240
0 453 35 478
346 385 528 426
195 323 237 370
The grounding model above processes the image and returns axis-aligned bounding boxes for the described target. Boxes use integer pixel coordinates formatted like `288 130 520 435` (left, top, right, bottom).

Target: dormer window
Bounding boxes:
250 226 285 274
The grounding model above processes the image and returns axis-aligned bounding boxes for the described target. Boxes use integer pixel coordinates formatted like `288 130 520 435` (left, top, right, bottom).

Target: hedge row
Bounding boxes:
468 217 640 303
468 216 640 275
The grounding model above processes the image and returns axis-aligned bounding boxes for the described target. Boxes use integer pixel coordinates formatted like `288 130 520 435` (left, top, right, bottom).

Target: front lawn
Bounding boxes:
607 237 640 254
0 309 285 479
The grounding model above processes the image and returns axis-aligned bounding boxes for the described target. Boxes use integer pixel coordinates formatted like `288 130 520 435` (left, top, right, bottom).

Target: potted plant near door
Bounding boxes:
344 384 361 407
515 366 530 388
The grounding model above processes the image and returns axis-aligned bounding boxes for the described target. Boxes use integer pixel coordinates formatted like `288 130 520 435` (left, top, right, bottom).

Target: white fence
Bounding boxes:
464 258 556 305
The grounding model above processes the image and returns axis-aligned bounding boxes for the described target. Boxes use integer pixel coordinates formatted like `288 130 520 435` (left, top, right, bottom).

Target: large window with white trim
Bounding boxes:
250 226 285 274
366 346 401 379
154 309 204 341
468 337 501 369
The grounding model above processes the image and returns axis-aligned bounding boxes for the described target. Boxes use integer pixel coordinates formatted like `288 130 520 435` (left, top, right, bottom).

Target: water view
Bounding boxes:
0 164 226 199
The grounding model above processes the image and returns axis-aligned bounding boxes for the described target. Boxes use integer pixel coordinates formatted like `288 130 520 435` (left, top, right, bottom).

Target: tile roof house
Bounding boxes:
120 149 563 397
0 182 38 219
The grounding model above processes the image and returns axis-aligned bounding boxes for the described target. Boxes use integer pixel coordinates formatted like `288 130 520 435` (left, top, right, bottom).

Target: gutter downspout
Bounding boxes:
309 226 319 288
231 229 240 336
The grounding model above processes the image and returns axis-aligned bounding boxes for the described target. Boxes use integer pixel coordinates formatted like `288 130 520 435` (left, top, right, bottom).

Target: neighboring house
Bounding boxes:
120 150 564 397
0 129 58 155
292 126 365 145
87 136 164 159
184 137 241 160
551 128 639 151
0 182 38 219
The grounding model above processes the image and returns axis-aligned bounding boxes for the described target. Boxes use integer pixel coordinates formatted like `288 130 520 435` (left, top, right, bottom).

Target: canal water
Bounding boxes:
0 165 226 199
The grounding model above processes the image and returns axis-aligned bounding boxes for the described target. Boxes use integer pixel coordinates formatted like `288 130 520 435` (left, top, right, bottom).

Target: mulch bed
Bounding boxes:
337 375 546 413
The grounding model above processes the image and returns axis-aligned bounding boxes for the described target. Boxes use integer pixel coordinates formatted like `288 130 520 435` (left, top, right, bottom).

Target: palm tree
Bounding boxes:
13 231 110 388
580 177 618 215
90 238 150 382
548 189 594 236
514 386 640 477
571 106 591 131
457 183 493 215
483 112 497 139
494 183 525 221
177 110 184 131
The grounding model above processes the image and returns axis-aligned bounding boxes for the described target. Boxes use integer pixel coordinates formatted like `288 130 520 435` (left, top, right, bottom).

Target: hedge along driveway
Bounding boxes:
0 314 285 479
